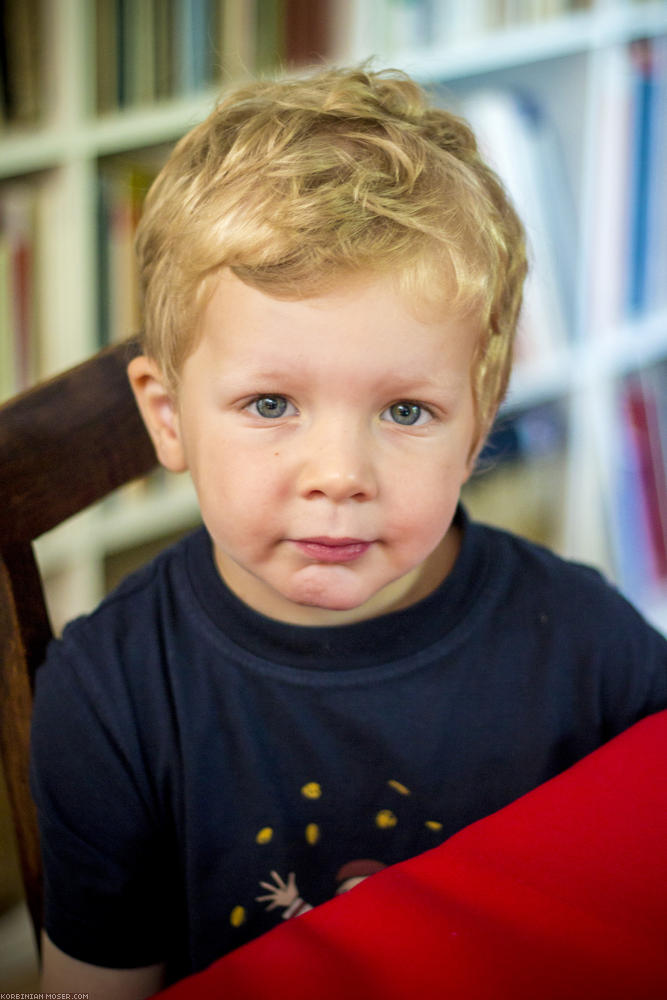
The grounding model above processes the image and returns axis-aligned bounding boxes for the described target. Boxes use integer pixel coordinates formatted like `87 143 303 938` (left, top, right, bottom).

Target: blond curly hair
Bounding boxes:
135 65 526 448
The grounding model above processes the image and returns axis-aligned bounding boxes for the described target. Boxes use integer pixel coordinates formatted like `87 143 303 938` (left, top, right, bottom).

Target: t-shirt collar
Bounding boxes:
187 505 487 670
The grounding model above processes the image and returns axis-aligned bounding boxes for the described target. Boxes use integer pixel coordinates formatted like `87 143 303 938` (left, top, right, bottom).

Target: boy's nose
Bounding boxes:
296 425 377 503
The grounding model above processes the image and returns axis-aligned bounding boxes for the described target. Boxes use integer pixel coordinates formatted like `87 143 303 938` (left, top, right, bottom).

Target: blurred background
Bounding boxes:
1 0 666 987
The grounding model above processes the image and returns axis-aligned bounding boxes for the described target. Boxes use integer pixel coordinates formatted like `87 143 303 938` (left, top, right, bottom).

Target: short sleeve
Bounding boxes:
30 629 176 968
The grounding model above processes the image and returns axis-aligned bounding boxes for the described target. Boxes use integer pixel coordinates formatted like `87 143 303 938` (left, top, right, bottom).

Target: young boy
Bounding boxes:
31 65 667 997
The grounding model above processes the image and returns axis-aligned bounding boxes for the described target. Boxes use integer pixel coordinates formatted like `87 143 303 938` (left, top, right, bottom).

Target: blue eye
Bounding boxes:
386 402 425 426
254 395 288 418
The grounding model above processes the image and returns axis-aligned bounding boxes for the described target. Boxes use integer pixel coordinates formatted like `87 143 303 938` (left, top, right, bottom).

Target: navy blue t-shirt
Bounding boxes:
30 510 667 980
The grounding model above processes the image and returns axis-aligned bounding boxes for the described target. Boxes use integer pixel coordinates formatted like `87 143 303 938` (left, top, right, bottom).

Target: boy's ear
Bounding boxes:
127 355 188 473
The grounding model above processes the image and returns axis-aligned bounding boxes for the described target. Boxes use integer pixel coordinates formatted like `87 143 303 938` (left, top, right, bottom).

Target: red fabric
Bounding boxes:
156 711 667 999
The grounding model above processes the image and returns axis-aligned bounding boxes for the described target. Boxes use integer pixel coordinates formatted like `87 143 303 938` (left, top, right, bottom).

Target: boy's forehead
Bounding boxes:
206 265 471 333
190 268 478 399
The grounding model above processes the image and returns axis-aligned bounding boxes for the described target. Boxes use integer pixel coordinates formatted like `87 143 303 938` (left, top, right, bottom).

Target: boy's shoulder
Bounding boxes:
32 528 210 757
58 525 208 651
468 513 603 594
468 514 664 642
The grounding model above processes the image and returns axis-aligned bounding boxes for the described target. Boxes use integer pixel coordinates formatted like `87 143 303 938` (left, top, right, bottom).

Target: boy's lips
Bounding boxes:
292 537 372 563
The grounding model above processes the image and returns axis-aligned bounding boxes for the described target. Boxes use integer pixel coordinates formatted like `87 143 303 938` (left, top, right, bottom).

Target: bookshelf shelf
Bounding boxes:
0 133 68 180
604 307 667 376
356 3 667 82
390 11 604 81
35 476 200 575
0 91 222 178
1 0 666 633
89 89 222 155
504 305 667 419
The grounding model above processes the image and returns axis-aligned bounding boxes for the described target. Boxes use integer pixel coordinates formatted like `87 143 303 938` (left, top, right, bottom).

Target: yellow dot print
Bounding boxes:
256 827 274 844
375 809 398 829
387 780 411 796
230 906 246 927
305 823 320 845
301 782 322 800
425 821 443 832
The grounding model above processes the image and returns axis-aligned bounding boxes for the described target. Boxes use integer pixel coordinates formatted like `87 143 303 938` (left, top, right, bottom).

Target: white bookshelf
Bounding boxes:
364 2 667 81
1 0 665 634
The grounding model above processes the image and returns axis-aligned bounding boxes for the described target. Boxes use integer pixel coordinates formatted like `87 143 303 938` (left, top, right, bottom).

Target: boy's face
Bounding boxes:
132 270 479 626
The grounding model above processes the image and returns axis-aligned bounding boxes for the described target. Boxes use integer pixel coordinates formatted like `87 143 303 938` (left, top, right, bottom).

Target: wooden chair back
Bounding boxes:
0 339 157 945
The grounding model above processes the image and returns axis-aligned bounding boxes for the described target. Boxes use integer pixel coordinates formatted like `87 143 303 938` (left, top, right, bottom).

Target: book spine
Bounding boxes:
585 45 632 336
97 157 163 348
285 0 333 66
96 0 120 113
221 0 258 79
154 0 175 100
626 39 656 317
0 0 42 124
0 232 15 401
0 185 38 400
255 0 287 73
614 373 667 598
637 369 667 582
461 89 570 366
644 36 667 313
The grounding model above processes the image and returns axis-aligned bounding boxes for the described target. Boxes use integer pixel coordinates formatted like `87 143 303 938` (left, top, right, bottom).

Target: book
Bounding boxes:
611 367 667 603
255 0 287 73
96 0 121 112
97 165 138 346
154 0 176 99
624 375 667 581
644 35 667 313
459 88 572 366
626 36 667 318
586 44 633 336
95 0 224 111
285 0 333 66
0 232 14 401
626 39 655 316
0 0 42 125
97 153 166 347
174 0 217 94
124 0 158 106
220 0 257 79
334 0 597 57
0 184 38 401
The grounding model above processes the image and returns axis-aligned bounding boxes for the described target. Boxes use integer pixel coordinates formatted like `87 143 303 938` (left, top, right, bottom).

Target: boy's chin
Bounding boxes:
287 582 372 614
274 569 390 622
281 569 411 623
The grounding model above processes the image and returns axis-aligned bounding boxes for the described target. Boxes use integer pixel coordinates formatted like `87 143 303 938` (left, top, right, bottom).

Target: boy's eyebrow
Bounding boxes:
367 369 471 403
376 372 464 395
218 363 466 395
218 367 303 388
